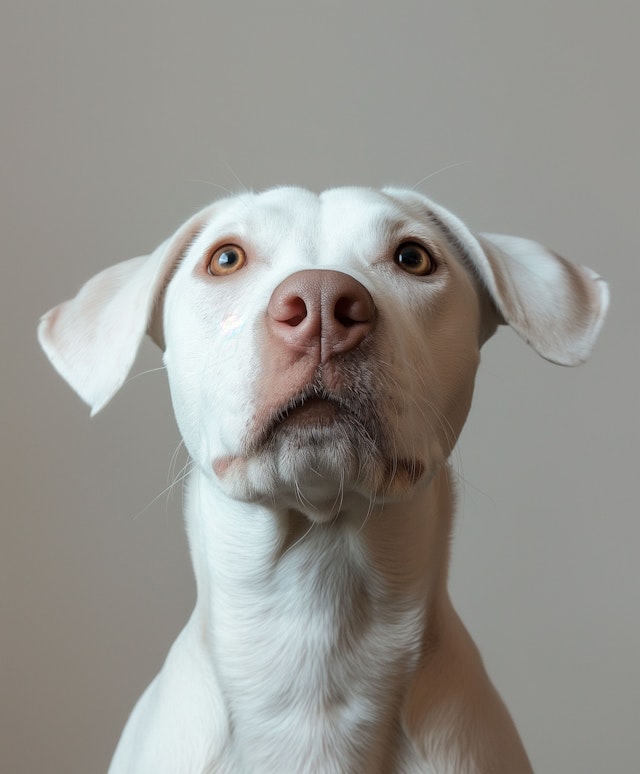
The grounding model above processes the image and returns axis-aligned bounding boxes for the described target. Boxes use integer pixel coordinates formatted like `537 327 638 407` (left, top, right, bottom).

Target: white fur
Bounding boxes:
38 187 608 773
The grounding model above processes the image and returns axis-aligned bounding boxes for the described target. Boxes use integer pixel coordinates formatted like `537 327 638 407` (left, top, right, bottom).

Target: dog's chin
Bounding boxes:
212 400 427 518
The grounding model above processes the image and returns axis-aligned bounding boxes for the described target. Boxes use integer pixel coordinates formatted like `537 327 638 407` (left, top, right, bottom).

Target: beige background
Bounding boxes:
2 2 638 772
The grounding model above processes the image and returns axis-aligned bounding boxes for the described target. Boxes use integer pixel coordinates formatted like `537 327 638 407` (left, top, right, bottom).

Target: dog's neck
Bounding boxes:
184 466 454 771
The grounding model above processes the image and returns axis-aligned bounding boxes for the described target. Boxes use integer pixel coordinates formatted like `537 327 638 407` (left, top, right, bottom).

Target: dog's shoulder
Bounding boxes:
400 603 534 773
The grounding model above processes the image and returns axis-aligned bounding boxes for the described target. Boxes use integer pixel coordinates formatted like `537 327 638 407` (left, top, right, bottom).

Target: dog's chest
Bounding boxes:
205 530 426 772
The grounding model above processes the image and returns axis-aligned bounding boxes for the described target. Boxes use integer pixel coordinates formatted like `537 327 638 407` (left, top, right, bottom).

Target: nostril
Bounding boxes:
274 295 308 327
334 295 372 328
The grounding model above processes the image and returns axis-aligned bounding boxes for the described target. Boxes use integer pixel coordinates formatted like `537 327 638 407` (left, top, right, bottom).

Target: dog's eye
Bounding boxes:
394 242 436 276
208 244 247 276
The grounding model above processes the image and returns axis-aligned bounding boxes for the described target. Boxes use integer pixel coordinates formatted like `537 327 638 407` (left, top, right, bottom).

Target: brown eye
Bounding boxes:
394 242 436 276
207 244 247 276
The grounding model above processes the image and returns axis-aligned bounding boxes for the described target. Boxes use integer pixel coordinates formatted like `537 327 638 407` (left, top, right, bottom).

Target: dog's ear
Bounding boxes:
415 195 609 365
475 233 609 365
38 208 212 415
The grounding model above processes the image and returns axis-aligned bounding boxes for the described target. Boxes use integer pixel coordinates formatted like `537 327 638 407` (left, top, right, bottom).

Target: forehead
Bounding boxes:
195 186 435 259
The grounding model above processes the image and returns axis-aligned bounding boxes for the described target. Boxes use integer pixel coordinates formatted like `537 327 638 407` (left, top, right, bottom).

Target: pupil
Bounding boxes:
400 247 421 266
219 250 237 267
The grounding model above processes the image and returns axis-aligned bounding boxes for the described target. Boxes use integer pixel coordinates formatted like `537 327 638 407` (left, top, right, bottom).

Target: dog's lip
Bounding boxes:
279 396 339 425
252 387 360 446
271 388 346 427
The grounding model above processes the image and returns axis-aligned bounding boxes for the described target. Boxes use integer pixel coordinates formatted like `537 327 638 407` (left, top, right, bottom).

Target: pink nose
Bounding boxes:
266 270 376 361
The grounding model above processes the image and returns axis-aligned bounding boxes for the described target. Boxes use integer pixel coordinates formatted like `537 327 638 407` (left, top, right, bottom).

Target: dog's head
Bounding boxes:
38 187 608 516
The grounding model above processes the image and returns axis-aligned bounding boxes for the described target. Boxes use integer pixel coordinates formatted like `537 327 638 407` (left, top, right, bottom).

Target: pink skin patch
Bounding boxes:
213 455 247 478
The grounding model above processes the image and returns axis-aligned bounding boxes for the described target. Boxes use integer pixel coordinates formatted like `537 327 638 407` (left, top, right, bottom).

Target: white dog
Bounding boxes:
39 187 608 773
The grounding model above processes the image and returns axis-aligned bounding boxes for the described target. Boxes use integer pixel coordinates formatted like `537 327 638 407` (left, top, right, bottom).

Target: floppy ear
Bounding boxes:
38 206 213 415
475 233 609 365
421 197 609 366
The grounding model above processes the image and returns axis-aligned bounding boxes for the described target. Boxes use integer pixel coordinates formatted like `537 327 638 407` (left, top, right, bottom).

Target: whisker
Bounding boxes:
221 159 249 193
355 491 378 536
131 459 196 521
280 520 316 560
329 469 346 522
294 479 316 513
125 365 167 385
184 178 237 197
411 161 471 191
167 440 187 485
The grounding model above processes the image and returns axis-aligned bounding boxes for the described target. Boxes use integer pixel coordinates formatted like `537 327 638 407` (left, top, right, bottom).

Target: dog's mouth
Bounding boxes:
252 384 377 449
244 380 426 501
212 374 428 508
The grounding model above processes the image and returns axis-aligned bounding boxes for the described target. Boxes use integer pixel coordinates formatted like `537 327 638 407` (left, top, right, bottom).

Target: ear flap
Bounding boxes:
476 234 609 365
421 198 609 366
38 206 214 415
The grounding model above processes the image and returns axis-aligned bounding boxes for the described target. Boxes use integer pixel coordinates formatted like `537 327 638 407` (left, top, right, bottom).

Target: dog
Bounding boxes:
38 186 608 773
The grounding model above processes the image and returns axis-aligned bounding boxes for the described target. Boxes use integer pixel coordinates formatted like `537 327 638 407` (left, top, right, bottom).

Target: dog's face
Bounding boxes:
162 187 485 512
38 186 608 520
